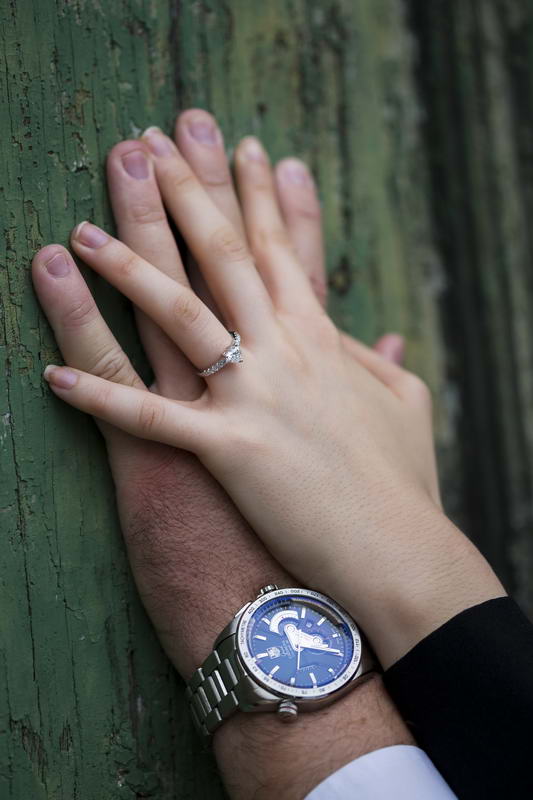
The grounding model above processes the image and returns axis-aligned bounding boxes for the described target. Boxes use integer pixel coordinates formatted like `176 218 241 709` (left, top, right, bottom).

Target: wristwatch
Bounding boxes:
186 585 379 737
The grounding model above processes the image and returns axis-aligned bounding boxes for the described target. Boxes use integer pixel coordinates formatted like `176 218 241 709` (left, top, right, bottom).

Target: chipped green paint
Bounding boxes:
1 3 222 797
3 0 530 796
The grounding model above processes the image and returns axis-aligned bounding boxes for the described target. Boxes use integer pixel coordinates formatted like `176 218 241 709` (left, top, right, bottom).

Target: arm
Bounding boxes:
34 108 514 796
38 116 505 667
383 596 533 798
32 109 422 799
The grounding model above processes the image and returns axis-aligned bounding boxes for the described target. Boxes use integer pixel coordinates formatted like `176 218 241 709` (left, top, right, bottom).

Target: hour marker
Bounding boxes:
290 677 296 685
254 635 267 640
317 616 326 626
300 607 306 619
262 617 270 625
269 665 280 676
310 672 317 687
255 653 269 659
332 633 339 638
328 668 335 675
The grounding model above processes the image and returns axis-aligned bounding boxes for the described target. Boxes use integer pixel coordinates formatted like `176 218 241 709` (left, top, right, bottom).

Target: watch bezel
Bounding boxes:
236 587 362 700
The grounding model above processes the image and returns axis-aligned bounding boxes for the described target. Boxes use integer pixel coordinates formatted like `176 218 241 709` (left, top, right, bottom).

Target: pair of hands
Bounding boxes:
33 109 502 679
32 107 402 677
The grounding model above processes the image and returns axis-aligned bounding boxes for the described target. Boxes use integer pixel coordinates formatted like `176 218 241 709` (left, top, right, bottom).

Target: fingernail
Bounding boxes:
142 125 162 136
187 116 219 145
142 127 175 157
243 137 267 163
74 221 108 248
45 252 71 277
121 149 150 180
278 159 311 186
43 365 78 389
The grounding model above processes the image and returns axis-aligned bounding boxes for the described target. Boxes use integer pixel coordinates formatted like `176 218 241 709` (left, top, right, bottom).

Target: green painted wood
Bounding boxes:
4 0 528 796
410 0 533 612
1 3 222 797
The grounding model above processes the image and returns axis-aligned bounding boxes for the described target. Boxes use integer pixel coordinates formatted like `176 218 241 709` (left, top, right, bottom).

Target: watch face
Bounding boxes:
237 588 362 699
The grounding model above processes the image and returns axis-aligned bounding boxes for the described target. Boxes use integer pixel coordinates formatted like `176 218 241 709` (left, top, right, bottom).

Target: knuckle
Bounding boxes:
169 289 204 329
209 226 250 263
198 166 231 189
294 202 321 223
171 167 197 193
89 345 134 384
400 373 432 406
115 250 139 278
89 383 113 418
137 396 164 436
249 173 273 192
251 227 291 257
126 202 167 226
61 294 98 331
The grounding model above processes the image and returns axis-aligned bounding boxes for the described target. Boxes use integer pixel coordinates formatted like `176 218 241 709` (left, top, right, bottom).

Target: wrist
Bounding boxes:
316 503 505 669
213 675 413 800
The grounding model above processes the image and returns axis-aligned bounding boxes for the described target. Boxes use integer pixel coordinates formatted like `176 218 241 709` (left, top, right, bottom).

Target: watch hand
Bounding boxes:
292 635 343 655
296 629 301 671
296 631 326 647
306 644 342 655
285 623 299 651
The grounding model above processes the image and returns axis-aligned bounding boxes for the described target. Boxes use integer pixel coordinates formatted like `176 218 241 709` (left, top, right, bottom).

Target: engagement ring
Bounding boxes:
197 331 243 377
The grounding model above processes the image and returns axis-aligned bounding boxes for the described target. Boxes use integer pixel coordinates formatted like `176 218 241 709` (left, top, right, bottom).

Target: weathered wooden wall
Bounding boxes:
410 0 533 613
1 0 530 797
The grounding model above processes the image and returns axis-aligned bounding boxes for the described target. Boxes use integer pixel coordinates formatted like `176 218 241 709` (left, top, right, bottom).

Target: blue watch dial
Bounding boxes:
246 594 354 690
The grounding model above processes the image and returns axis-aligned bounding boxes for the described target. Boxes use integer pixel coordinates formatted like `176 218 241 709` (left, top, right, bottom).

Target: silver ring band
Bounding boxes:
197 331 243 377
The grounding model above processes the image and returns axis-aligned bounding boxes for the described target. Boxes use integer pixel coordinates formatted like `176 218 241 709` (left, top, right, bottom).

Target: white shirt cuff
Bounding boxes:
304 744 457 799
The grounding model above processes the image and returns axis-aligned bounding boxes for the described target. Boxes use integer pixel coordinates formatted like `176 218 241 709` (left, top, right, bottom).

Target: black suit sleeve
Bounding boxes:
383 597 533 800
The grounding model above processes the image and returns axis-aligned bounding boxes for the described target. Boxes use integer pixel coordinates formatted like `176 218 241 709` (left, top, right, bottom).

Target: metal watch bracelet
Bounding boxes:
186 633 245 737
186 592 379 738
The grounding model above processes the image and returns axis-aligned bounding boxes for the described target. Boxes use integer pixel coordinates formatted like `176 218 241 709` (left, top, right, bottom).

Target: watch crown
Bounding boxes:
258 584 278 596
277 699 298 722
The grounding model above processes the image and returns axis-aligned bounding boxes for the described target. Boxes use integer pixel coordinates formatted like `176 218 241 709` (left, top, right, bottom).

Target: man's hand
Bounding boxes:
32 109 412 798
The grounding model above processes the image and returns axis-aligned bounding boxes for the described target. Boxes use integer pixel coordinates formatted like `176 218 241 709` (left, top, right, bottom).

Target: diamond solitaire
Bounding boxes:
197 331 243 377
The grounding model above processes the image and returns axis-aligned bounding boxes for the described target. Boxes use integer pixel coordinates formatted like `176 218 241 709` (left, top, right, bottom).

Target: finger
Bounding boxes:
141 127 273 333
106 140 187 285
43 364 215 452
373 333 405 365
274 158 327 307
173 109 244 328
106 139 199 400
234 136 321 314
32 244 147 448
32 245 144 389
174 109 246 238
341 333 431 408
70 222 234 372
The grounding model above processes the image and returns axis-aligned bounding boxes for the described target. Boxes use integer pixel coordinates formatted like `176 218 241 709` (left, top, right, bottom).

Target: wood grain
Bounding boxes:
2 0 528 796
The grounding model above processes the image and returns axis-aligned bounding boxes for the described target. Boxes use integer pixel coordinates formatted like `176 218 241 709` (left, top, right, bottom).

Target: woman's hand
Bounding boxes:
32 112 418 799
31 109 401 678
35 118 504 667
